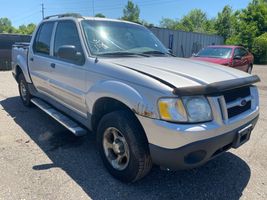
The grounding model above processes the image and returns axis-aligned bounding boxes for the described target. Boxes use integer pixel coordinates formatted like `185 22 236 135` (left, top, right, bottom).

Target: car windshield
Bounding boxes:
81 20 169 57
196 47 232 59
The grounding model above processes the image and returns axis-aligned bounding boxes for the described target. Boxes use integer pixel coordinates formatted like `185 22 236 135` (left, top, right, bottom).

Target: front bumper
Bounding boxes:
148 116 258 170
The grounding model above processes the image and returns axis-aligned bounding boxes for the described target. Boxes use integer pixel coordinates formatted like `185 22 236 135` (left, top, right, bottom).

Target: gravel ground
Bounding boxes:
0 65 266 200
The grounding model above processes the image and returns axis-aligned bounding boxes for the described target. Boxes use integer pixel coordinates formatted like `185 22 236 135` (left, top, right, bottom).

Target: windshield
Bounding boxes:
196 47 232 59
81 20 168 56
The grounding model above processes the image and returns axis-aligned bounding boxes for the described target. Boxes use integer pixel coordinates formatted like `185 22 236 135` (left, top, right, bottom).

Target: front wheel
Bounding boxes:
97 110 152 182
18 73 32 107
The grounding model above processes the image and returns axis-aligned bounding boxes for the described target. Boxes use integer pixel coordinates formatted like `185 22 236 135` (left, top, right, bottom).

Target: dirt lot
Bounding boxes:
0 65 266 200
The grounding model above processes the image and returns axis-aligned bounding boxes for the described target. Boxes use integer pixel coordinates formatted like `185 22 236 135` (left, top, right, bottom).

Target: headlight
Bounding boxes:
182 96 212 122
158 96 212 123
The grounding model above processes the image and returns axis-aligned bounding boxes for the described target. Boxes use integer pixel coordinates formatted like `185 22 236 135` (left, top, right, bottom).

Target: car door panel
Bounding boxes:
48 61 88 117
47 20 88 117
28 22 55 94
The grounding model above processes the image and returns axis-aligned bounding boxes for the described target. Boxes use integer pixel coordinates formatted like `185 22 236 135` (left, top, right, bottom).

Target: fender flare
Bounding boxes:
15 54 32 83
87 80 157 118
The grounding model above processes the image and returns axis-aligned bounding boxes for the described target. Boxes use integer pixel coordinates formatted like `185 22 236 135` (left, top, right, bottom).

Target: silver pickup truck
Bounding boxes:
12 14 260 182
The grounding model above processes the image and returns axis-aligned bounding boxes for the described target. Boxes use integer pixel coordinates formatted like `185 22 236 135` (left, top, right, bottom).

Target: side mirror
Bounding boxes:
234 55 242 60
57 45 84 65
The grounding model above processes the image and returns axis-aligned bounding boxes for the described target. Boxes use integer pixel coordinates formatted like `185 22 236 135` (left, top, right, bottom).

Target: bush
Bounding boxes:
225 35 242 46
252 33 267 64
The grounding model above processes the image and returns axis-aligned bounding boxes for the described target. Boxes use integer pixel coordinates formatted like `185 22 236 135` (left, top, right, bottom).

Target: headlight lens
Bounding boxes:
182 96 212 122
158 96 212 123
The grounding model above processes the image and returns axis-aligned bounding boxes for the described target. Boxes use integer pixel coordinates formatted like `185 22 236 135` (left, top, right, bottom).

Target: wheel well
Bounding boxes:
15 65 23 82
91 97 136 131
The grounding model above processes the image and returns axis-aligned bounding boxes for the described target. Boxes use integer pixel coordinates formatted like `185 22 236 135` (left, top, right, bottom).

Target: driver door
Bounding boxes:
47 20 88 117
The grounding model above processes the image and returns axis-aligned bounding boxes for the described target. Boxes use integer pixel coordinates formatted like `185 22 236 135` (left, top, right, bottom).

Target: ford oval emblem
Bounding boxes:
240 99 247 107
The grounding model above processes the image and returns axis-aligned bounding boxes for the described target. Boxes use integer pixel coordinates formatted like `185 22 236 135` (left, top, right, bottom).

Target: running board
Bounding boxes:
31 98 87 136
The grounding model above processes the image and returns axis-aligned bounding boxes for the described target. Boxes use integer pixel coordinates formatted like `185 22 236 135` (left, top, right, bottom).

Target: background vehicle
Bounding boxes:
191 45 254 73
12 14 260 183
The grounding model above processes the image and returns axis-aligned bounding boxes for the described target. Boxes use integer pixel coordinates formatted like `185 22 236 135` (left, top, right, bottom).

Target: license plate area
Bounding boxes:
232 124 253 148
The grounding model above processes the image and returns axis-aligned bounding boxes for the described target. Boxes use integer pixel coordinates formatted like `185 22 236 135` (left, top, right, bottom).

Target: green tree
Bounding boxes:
160 18 179 29
17 23 36 35
215 6 235 41
179 9 208 32
226 0 267 49
122 0 140 23
160 9 216 33
95 13 105 18
0 17 15 33
252 33 267 64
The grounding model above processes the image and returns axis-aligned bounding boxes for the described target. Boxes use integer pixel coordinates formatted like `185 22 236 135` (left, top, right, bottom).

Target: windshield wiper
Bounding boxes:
142 50 175 57
97 51 150 57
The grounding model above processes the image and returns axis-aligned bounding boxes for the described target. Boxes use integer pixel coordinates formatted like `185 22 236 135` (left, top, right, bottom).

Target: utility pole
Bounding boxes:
92 0 95 16
41 3 45 19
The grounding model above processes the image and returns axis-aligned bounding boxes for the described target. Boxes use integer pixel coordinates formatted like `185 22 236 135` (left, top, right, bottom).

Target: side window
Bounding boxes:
54 21 84 65
234 48 241 57
241 48 248 56
33 22 54 55
234 48 247 57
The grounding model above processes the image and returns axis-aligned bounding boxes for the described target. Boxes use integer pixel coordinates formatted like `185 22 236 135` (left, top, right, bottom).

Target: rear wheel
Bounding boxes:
18 73 32 107
97 110 152 182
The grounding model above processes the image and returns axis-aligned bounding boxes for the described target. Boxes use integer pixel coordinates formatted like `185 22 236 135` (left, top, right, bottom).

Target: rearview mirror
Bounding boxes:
57 45 84 65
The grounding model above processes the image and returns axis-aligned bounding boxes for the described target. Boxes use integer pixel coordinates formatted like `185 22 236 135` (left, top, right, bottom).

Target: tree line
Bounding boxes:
1 0 266 63
0 18 36 35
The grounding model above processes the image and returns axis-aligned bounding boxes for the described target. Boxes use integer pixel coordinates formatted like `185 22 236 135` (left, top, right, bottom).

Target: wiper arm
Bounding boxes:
142 50 175 57
97 51 150 57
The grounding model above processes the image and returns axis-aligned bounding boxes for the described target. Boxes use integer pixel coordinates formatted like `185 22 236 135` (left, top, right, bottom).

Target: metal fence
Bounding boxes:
149 27 224 57
0 34 31 70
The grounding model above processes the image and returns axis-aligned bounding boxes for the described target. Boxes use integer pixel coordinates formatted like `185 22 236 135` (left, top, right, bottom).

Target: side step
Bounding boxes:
31 98 87 136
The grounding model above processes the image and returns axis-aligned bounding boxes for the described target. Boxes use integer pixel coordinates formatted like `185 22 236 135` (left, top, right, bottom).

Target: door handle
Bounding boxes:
30 57 34 61
50 63 56 68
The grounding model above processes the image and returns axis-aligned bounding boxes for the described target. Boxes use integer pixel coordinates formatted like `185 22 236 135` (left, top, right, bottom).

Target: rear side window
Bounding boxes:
33 22 54 55
53 20 84 64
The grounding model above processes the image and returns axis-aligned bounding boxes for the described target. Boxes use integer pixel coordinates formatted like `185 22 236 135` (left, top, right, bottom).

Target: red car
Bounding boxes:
191 45 254 73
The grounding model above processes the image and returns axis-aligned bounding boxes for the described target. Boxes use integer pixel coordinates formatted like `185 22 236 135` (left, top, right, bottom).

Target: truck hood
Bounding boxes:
108 57 251 89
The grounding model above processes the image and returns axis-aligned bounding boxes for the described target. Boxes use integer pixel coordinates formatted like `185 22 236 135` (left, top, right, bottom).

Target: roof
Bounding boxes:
43 13 140 26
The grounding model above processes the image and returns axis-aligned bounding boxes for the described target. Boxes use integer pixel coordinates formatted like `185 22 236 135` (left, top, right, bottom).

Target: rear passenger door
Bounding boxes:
28 22 55 94
48 20 88 117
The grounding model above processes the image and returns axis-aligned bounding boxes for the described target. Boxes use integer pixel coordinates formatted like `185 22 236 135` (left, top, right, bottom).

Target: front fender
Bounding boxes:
87 80 157 118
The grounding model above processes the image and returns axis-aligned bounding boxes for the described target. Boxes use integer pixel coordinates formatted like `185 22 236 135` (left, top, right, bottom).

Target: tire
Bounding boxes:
247 65 253 74
18 73 32 107
97 110 152 183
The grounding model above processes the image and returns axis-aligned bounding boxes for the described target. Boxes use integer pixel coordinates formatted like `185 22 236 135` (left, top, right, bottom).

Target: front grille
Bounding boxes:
222 86 251 118
223 86 250 103
228 101 251 118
